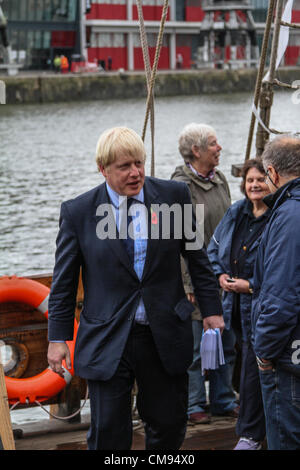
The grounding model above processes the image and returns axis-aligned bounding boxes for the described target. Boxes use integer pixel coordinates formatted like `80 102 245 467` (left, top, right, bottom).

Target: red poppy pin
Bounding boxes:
151 208 158 225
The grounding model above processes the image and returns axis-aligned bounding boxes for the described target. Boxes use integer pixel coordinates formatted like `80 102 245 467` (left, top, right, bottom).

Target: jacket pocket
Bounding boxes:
174 297 195 321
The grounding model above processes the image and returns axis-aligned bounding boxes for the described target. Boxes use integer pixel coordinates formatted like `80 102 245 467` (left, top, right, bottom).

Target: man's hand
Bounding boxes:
186 293 196 305
203 315 225 333
47 342 71 378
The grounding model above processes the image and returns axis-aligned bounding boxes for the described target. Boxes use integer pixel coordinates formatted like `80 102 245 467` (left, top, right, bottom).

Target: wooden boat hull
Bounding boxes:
0 274 86 411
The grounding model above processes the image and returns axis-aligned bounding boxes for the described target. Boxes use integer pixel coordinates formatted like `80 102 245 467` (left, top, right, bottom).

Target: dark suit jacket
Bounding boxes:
48 176 222 381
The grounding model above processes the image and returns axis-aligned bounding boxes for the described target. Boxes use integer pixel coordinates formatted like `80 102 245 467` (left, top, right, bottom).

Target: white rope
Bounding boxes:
9 386 89 421
10 386 144 430
33 385 89 421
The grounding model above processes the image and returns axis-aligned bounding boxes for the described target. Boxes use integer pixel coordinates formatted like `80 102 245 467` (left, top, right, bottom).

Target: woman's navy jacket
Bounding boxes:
207 198 263 341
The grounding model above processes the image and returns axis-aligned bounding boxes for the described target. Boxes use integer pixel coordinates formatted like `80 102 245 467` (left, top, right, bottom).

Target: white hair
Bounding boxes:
178 123 216 162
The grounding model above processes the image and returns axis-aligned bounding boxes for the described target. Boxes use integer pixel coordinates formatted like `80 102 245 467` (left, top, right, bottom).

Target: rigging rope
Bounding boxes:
136 0 169 177
136 0 156 177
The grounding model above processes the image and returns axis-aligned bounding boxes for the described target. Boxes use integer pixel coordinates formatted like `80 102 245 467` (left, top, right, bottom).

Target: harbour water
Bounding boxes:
1 90 299 276
0 89 299 424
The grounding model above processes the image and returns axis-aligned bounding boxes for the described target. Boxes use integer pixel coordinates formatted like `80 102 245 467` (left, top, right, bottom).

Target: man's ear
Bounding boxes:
268 166 279 185
99 165 106 177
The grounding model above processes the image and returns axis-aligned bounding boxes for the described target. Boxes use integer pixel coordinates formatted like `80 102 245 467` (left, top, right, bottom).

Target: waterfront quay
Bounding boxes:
1 67 299 105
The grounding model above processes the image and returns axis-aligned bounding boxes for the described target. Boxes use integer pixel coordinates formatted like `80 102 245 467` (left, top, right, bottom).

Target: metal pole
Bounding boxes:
80 0 87 61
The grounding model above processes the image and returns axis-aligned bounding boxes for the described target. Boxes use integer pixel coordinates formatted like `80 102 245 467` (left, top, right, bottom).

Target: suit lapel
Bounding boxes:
94 183 139 280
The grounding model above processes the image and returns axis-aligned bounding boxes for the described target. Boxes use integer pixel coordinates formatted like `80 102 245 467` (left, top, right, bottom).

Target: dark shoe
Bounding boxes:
224 405 240 418
213 405 240 418
188 412 211 424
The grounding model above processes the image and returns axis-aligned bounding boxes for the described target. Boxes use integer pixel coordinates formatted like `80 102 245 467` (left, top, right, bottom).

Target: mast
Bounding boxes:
246 0 300 161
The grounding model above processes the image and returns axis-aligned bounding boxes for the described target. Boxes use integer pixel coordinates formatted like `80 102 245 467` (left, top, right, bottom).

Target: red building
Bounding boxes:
82 1 300 71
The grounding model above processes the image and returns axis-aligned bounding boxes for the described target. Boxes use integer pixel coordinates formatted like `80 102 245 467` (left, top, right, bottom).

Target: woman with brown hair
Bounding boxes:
208 159 271 450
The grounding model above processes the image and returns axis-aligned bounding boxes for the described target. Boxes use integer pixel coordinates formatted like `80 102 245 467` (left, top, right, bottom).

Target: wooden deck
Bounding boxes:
13 414 240 451
1 274 250 452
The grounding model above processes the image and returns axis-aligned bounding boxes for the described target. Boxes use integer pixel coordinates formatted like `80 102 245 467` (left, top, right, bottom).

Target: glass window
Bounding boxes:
19 0 28 20
67 0 77 21
27 0 37 21
51 0 77 22
18 29 27 64
43 0 52 20
1 0 11 18
9 0 20 20
8 29 19 63
36 0 44 21
34 30 42 48
2 0 78 22
27 30 35 67
43 31 51 48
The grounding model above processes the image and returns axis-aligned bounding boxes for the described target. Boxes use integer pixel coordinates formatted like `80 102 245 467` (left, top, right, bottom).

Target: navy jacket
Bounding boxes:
251 178 300 374
48 176 222 381
207 198 265 341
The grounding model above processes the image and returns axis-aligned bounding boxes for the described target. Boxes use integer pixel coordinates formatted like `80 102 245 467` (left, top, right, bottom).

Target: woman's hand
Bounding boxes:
227 278 250 293
219 275 250 294
219 274 234 292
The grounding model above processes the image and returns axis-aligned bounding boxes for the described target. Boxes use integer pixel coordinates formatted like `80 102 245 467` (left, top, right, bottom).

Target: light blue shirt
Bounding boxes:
106 183 148 324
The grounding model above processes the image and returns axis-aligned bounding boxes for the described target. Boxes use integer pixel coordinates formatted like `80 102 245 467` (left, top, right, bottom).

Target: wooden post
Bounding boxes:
0 343 15 450
244 0 276 161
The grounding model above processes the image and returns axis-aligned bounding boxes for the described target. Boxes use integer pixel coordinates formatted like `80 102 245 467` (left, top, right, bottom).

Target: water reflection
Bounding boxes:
0 91 297 275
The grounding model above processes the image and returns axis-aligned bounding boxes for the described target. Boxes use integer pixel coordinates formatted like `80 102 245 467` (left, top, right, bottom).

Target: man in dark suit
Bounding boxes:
47 127 224 450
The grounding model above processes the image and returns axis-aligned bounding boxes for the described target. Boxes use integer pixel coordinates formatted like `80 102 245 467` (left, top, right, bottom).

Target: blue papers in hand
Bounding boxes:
200 328 225 375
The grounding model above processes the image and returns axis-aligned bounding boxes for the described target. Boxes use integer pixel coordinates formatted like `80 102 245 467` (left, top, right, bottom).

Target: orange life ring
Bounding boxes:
0 276 78 404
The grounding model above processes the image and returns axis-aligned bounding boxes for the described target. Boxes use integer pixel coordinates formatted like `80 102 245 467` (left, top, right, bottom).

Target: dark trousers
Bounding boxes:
87 323 188 450
236 340 266 441
259 366 300 449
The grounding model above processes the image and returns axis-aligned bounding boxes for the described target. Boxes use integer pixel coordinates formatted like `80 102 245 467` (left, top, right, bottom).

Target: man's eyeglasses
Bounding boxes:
265 169 278 189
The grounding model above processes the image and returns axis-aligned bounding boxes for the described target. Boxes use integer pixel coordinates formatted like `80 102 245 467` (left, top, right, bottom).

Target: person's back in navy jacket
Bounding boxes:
251 135 300 450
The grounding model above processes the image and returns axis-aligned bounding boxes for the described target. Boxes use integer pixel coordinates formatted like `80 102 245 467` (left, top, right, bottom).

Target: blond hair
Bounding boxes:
95 127 146 168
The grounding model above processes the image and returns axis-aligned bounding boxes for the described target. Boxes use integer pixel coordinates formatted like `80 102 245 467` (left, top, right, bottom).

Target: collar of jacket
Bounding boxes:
182 164 225 191
263 177 300 210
